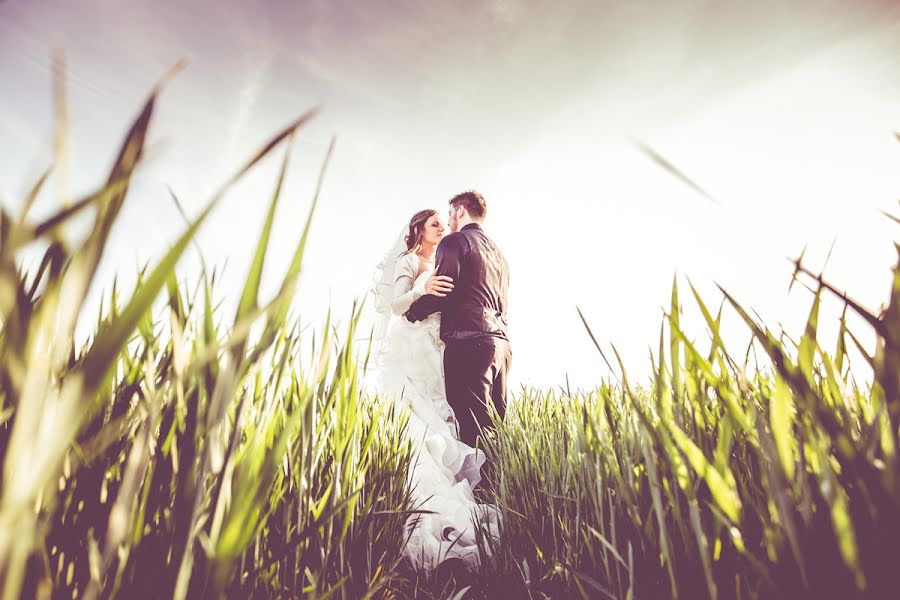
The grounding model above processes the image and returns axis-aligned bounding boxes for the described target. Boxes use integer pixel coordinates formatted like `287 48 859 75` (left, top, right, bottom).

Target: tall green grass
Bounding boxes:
2 63 898 600
0 65 416 599
477 258 900 598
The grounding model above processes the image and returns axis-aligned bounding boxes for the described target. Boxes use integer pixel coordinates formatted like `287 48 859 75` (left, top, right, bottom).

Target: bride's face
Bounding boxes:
422 214 446 246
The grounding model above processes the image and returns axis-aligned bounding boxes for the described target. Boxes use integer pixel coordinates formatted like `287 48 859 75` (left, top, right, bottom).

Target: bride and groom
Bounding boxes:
373 190 511 573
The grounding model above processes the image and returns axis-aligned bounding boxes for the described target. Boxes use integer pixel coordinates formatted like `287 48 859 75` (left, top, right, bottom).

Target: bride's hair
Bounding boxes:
403 209 438 255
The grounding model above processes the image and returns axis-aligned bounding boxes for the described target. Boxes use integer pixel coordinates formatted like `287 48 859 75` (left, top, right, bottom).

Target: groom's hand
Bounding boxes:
424 274 454 297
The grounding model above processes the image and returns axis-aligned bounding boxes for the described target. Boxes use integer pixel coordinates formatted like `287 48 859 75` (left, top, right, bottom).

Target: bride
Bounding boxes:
372 208 497 573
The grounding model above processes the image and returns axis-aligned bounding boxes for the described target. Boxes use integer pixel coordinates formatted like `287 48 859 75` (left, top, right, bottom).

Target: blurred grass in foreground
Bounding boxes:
0 62 416 600
2 62 900 600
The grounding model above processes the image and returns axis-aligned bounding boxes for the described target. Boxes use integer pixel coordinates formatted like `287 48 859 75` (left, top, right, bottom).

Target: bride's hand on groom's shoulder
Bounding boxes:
424 274 454 297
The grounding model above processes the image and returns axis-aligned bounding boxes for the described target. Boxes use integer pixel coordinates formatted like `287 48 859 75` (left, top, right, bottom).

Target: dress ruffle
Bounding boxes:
379 288 499 573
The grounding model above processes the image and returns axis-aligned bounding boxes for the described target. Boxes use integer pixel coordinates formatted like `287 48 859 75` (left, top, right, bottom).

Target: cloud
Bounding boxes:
223 51 273 167
486 0 521 25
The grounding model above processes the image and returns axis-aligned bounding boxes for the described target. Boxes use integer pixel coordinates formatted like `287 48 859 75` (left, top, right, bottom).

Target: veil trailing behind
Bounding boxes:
370 227 499 573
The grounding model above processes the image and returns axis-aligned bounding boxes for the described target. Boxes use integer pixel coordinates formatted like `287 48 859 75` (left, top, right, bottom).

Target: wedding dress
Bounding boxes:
374 248 499 573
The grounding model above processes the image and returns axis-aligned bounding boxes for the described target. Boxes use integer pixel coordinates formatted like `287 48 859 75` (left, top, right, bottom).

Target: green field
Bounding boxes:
1 75 898 600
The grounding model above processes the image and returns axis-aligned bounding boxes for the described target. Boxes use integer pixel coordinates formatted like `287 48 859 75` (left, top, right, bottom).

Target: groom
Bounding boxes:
405 190 512 451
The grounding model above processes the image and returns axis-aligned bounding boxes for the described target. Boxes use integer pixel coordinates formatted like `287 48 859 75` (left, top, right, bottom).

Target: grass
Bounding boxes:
1 64 898 599
0 65 416 600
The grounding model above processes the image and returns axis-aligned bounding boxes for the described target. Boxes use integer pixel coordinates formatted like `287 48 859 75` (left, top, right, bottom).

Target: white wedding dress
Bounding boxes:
377 251 499 573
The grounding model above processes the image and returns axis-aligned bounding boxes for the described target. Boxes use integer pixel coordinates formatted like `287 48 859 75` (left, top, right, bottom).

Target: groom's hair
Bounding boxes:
449 190 486 221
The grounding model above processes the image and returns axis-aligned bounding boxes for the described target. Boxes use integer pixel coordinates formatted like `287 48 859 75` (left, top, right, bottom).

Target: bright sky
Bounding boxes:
2 0 899 389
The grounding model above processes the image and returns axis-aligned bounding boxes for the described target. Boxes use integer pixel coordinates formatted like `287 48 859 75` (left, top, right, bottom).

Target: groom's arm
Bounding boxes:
405 234 463 322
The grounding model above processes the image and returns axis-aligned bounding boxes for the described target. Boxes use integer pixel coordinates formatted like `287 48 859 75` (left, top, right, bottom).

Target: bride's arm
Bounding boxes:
390 254 427 316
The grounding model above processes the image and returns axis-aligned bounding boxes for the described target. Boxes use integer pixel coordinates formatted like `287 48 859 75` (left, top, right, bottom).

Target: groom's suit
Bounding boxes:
405 223 511 448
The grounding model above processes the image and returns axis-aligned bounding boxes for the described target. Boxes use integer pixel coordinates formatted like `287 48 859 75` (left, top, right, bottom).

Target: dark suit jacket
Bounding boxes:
406 223 509 342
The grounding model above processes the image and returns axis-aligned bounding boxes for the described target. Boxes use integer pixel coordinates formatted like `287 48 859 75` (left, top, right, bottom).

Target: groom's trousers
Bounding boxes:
443 336 512 448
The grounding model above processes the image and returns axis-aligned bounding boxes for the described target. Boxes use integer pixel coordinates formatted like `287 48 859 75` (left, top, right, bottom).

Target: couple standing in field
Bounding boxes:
372 190 511 573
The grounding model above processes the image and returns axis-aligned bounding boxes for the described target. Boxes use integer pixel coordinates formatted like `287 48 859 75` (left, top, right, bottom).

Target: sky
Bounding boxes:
1 0 900 389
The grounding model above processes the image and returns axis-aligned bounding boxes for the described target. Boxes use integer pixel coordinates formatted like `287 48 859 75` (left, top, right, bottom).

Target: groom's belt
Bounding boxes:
440 307 508 342
441 330 508 342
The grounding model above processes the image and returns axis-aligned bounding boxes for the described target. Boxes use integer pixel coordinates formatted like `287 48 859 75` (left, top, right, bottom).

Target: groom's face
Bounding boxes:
448 205 460 232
